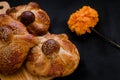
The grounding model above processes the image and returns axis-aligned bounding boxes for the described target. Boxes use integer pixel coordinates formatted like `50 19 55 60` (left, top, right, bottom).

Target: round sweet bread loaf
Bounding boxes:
6 2 50 36
26 33 80 78
0 14 37 75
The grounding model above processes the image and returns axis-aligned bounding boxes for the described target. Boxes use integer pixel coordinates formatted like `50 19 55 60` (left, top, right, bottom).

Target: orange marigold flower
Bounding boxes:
67 6 99 35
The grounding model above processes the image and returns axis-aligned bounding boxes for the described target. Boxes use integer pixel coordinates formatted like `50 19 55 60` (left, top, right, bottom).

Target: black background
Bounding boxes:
5 0 120 80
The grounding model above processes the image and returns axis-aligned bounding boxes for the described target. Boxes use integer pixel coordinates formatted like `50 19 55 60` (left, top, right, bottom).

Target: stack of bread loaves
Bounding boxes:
0 1 80 80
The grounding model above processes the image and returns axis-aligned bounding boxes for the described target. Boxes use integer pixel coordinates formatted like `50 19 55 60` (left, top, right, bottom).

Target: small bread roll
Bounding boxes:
26 33 80 79
0 14 38 75
0 1 10 14
6 2 50 36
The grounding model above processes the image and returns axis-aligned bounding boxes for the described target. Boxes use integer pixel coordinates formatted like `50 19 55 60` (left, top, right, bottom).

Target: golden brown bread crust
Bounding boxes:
26 33 80 78
0 14 38 75
6 2 50 36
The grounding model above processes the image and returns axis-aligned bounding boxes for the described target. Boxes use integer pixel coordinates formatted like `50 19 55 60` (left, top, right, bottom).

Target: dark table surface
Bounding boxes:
5 0 120 80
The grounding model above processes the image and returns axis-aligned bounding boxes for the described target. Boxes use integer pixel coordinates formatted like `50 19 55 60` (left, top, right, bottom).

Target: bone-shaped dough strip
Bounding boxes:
0 1 10 14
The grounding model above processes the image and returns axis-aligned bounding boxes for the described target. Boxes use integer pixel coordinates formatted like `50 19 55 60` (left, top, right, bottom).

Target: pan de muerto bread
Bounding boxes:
6 2 50 36
26 33 80 79
0 14 37 75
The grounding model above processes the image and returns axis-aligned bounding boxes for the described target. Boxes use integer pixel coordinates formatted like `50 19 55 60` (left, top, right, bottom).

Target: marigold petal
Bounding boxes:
67 6 99 35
